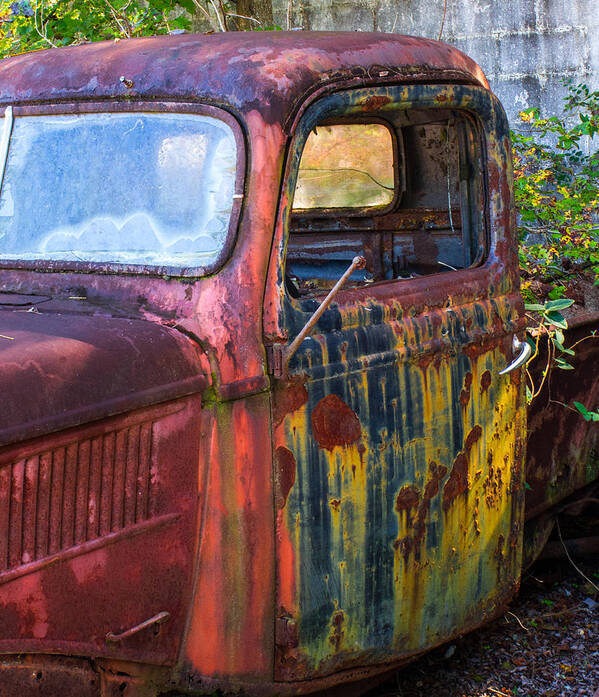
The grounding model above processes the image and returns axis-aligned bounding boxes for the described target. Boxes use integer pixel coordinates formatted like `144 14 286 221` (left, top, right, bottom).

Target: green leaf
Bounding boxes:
548 286 567 300
545 311 568 329
574 401 591 421
555 358 574 370
545 298 575 311
524 303 545 311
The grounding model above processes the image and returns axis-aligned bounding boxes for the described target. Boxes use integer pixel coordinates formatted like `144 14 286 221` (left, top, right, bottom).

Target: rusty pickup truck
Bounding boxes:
0 30 596 697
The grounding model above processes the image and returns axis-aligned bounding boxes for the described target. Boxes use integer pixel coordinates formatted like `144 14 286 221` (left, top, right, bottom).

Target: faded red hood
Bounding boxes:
0 310 208 447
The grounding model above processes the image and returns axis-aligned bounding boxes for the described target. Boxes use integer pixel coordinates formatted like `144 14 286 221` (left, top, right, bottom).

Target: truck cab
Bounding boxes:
0 30 580 696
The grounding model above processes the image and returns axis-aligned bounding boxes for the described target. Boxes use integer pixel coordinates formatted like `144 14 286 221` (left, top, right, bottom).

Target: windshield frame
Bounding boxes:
0 100 246 278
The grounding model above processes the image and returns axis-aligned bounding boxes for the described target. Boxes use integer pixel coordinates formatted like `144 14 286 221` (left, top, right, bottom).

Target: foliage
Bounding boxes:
0 0 270 55
0 1 193 54
524 294 599 410
573 401 599 421
513 82 599 410
524 298 574 402
0 0 281 55
512 81 599 300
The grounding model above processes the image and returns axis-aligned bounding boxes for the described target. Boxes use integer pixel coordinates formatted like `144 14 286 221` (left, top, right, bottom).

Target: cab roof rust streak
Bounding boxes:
0 32 489 127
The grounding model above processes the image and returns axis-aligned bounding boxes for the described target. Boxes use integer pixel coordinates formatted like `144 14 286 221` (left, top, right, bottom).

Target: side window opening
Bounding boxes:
287 108 485 297
293 122 397 210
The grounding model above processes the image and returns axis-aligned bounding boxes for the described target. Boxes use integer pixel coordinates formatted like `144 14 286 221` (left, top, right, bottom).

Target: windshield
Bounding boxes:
0 110 239 270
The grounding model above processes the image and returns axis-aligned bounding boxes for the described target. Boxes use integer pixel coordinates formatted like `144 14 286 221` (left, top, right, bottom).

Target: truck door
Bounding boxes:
266 84 527 681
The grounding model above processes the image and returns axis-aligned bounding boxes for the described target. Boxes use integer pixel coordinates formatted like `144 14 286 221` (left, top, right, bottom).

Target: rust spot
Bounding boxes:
418 353 434 372
329 610 344 652
359 95 391 111
329 498 341 511
511 437 523 492
443 452 468 511
488 163 502 210
357 441 366 468
311 394 361 451
464 424 482 453
395 485 420 512
393 535 413 558
483 462 503 509
422 462 447 501
463 337 500 360
480 370 492 393
275 446 296 508
395 462 448 560
276 610 299 650
494 534 505 566
273 379 308 427
414 462 447 546
443 426 481 510
460 372 473 407
509 526 521 554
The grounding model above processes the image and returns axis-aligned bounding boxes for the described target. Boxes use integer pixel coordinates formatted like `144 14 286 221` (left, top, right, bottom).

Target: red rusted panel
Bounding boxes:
0 310 207 446
0 396 201 667
0 656 101 697
0 423 158 572
526 312 599 519
0 33 488 126
182 393 275 682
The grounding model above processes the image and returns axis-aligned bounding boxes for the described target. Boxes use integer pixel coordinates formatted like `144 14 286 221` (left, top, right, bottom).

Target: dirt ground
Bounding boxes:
368 556 599 697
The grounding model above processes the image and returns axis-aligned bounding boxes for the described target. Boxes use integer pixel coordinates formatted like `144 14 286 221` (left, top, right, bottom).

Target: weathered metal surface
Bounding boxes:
0 32 488 127
271 303 527 679
540 535 599 560
526 314 599 519
0 395 201 667
266 82 527 680
0 655 100 697
182 392 275 681
0 308 208 445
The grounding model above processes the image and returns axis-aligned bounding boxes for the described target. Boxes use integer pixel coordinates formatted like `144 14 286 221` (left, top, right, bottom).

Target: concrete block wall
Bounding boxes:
272 0 598 131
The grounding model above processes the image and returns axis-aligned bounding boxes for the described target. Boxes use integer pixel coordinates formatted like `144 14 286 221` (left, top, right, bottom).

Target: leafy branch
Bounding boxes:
514 80 599 297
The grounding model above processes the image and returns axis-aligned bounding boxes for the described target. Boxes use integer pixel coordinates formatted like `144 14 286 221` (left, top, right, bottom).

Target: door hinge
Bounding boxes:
266 343 285 379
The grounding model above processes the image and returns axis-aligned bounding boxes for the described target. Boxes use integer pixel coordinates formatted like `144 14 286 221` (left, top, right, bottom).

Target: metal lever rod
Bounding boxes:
499 336 532 375
105 611 170 642
283 255 366 369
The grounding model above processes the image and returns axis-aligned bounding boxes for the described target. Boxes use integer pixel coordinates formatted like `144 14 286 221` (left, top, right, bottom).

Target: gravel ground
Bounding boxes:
368 555 599 697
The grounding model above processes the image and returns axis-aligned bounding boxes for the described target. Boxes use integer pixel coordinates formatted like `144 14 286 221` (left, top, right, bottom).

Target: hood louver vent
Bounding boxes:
0 421 155 575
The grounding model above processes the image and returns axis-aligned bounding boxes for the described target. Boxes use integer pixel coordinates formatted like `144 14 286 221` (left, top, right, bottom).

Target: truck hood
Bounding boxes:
0 310 208 447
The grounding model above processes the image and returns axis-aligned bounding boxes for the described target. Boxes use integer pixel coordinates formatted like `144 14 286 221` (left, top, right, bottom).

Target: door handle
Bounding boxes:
105 611 170 642
499 336 532 375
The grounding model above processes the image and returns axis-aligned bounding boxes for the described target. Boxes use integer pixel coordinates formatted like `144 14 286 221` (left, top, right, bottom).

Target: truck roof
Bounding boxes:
0 31 489 128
